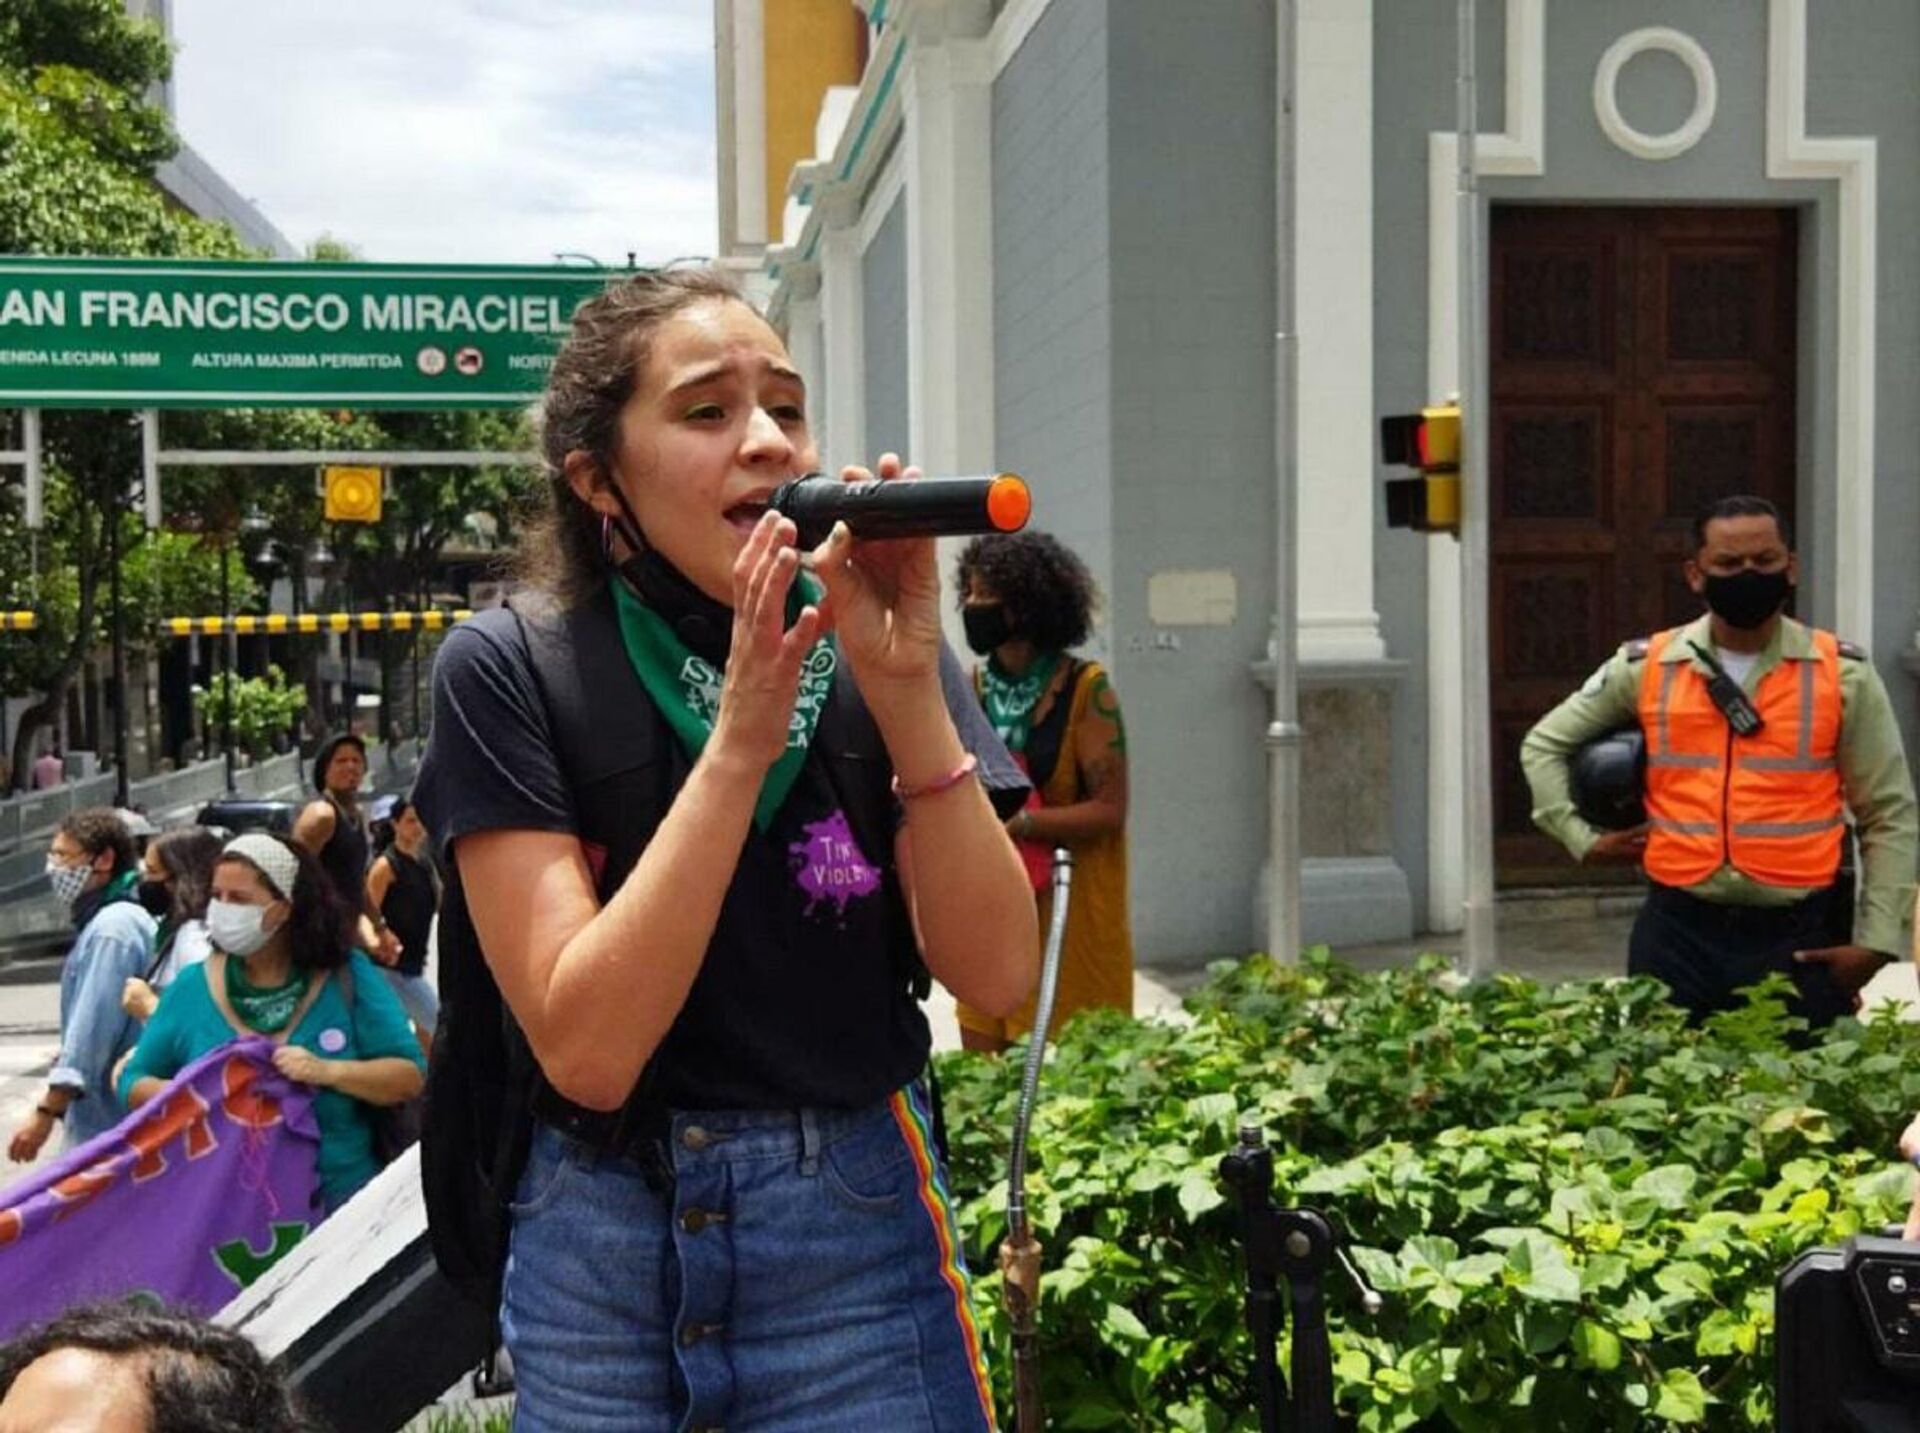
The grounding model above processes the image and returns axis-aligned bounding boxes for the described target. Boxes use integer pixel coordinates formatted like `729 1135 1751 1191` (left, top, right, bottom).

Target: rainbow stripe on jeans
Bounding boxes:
890 1082 997 1428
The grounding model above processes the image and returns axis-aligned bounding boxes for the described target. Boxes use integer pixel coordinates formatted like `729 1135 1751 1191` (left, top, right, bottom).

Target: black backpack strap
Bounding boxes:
508 589 673 1161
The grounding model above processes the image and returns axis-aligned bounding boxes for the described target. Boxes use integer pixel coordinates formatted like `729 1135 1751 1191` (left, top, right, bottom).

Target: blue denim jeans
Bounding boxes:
501 1081 996 1432
381 968 440 1032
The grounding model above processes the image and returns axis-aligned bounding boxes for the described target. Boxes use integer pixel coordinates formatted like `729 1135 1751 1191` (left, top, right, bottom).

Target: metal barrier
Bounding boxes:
0 775 119 851
0 750 306 856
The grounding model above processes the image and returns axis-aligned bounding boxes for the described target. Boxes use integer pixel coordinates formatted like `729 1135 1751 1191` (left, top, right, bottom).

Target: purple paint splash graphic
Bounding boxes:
789 810 881 917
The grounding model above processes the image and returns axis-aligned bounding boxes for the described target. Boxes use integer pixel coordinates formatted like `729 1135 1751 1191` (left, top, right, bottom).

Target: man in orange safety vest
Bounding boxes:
1521 496 1916 1026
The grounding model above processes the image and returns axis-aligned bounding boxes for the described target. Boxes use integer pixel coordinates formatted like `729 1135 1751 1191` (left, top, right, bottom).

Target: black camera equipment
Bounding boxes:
1220 1125 1383 1433
1777 1232 1920 1430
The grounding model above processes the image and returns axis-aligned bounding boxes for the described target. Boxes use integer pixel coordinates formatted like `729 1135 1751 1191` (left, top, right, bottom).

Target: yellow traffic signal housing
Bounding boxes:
1379 403 1462 535
323 465 384 523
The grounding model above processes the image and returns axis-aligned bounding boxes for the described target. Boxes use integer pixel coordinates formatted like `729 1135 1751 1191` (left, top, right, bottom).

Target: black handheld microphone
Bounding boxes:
767 473 1031 547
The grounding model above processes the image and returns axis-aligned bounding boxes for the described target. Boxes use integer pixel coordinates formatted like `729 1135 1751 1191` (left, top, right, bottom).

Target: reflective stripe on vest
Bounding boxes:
1636 626 1845 888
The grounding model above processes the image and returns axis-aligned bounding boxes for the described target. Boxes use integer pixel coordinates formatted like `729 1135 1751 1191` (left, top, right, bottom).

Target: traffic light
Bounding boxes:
1379 403 1461 535
322 465 383 523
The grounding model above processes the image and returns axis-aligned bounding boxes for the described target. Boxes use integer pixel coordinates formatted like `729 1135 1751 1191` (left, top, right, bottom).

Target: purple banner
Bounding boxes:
0 1038 321 1342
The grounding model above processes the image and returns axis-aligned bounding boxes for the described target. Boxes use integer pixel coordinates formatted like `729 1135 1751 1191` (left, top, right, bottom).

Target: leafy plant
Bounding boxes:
405 1405 512 1433
935 954 1920 1430
191 665 305 759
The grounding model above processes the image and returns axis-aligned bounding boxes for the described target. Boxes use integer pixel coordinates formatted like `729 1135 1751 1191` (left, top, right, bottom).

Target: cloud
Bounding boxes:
168 0 719 265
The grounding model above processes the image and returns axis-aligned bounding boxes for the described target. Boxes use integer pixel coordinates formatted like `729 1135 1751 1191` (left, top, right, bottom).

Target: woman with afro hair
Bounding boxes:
953 531 1134 1051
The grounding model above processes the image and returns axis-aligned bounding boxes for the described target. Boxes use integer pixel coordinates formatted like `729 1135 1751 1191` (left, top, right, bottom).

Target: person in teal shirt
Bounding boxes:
118 832 423 1212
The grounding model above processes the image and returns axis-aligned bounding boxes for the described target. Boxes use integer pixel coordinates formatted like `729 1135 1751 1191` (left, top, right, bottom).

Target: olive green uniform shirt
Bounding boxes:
1520 613 1917 957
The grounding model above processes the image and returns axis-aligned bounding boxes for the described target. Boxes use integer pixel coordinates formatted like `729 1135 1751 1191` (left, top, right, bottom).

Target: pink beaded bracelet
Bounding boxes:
892 752 979 801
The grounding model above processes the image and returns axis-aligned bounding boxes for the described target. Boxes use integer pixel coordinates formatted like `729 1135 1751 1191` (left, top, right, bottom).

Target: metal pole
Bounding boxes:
411 579 424 740
140 409 161 529
108 507 129 808
220 534 236 794
1002 850 1073 1433
1265 0 1303 967
1456 0 1498 978
22 408 42 529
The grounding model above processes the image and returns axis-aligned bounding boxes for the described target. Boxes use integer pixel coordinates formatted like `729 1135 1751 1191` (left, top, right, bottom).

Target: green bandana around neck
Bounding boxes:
610 572 838 831
226 962 311 1035
980 651 1061 754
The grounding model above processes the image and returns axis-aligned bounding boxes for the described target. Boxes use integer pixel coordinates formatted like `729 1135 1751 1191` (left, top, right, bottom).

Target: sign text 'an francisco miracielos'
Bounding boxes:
0 257 616 410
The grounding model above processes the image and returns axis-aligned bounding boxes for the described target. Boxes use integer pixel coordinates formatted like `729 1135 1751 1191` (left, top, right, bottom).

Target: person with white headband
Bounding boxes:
117 832 425 1212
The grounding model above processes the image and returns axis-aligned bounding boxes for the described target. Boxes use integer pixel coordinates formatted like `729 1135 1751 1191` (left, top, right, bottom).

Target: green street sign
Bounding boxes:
0 256 615 409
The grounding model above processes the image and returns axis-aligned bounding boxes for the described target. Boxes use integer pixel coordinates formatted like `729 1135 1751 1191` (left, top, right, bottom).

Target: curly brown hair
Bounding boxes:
55 808 135 877
954 531 1098 654
515 267 749 604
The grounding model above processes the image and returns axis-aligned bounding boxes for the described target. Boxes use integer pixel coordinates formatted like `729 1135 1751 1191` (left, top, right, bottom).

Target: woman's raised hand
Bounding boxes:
807 453 943 704
711 510 823 773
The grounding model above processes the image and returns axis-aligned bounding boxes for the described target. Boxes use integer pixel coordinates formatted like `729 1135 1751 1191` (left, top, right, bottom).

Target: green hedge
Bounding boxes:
934 954 1920 1431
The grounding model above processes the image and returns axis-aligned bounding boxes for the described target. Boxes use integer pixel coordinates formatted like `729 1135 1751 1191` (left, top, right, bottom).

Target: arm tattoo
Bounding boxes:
1085 753 1123 799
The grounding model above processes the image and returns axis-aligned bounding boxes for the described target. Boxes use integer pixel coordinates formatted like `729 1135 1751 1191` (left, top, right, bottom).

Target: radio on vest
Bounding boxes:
769 473 1032 546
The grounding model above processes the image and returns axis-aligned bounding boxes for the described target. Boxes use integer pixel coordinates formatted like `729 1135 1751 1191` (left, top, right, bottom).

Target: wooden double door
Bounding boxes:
1488 206 1799 884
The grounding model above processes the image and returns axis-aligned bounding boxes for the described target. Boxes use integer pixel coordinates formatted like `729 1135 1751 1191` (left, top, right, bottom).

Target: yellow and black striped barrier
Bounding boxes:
161 610 474 637
1 611 36 631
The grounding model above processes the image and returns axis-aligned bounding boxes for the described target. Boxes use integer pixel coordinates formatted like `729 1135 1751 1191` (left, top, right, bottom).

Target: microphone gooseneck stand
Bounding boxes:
1220 1125 1383 1433
1001 848 1074 1433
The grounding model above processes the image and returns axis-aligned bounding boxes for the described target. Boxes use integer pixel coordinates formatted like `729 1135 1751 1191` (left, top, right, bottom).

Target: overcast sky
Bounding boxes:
168 0 721 266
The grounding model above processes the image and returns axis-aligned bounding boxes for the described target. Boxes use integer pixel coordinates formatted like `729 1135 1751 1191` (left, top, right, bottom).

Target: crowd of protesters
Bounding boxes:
4 736 442 1212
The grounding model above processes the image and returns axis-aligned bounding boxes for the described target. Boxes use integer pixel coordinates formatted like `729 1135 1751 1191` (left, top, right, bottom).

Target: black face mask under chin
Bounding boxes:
602 488 734 665
1702 567 1793 631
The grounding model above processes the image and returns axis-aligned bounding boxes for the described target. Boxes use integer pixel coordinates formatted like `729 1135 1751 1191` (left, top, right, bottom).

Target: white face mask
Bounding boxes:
206 898 277 958
44 859 92 909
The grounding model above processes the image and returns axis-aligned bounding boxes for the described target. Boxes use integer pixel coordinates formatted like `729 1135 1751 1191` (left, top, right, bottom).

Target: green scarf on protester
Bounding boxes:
980 651 1061 755
610 573 838 831
226 962 312 1035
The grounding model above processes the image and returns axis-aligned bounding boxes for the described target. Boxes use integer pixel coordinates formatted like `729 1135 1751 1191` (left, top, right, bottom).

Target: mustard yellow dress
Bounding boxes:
956 660 1134 1042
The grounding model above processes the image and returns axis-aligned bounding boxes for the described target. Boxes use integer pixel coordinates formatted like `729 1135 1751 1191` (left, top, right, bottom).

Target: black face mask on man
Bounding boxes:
1702 568 1792 631
962 603 1013 656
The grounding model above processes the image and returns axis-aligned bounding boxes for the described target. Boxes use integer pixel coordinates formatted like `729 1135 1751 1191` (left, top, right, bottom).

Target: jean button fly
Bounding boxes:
681 1125 712 1152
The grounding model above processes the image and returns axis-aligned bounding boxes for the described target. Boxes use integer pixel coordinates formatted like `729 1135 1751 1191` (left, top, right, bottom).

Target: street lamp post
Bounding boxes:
220 532 236 795
108 504 130 808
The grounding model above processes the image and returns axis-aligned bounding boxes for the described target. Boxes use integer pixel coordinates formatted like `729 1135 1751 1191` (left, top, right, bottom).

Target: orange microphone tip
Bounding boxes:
987 473 1030 532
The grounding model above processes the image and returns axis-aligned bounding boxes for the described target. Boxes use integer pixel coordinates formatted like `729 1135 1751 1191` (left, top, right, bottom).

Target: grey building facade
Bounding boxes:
126 0 298 257
735 0 1920 966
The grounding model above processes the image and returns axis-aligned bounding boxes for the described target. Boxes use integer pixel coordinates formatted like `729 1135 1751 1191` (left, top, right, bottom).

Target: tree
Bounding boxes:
118 529 260 633
0 0 254 785
328 408 536 737
0 3 543 778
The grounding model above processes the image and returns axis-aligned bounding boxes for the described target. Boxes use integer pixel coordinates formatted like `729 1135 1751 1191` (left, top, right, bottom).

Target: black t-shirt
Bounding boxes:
413 601 1028 1112
316 794 370 914
377 847 437 977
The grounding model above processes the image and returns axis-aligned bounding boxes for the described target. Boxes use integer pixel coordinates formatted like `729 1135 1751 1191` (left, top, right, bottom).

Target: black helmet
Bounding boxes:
1570 727 1646 831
